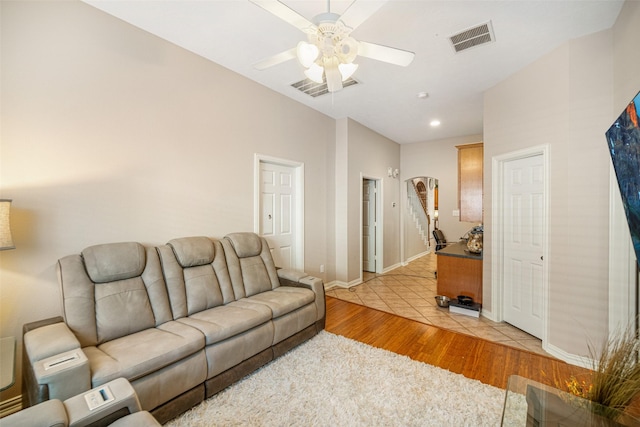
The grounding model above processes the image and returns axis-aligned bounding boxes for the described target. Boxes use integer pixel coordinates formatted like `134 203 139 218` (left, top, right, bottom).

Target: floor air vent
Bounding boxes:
291 77 359 97
449 21 495 53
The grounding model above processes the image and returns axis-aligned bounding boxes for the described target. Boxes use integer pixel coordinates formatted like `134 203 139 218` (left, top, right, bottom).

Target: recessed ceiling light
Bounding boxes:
417 92 429 99
430 120 441 127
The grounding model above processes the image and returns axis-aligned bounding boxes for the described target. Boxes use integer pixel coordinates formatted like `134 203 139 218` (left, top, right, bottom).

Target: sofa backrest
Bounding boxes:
157 236 235 319
57 242 173 347
221 233 280 298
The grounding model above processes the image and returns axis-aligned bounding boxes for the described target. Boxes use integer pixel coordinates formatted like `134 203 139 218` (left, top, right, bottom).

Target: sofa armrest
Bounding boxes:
277 270 326 323
276 268 308 285
23 320 91 405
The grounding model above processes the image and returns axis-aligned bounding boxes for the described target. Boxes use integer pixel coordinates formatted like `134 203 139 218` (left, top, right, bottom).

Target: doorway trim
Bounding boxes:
254 153 305 271
491 144 550 345
360 174 383 279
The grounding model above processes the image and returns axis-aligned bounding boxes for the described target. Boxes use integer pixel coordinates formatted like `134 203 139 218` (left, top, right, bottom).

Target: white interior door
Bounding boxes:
503 154 545 338
363 179 376 272
260 162 296 269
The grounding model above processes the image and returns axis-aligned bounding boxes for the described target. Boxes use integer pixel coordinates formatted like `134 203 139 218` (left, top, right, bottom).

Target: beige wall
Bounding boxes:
613 0 640 110
333 118 401 285
484 31 613 356
484 0 640 359
401 134 482 258
0 0 337 399
1 0 638 401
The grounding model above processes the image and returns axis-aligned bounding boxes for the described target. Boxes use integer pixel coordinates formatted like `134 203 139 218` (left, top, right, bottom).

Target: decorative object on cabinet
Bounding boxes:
465 225 483 254
456 143 483 222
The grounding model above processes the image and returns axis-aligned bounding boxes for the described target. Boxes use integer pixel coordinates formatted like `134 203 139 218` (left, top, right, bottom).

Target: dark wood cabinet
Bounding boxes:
436 242 482 304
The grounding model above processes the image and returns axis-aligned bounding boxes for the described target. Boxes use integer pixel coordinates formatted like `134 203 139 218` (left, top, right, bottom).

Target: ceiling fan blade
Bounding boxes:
339 0 388 31
249 0 315 33
254 48 297 70
358 41 415 67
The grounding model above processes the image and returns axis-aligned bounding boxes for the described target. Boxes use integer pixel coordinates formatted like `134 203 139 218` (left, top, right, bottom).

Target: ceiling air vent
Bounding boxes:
291 78 359 98
449 21 495 53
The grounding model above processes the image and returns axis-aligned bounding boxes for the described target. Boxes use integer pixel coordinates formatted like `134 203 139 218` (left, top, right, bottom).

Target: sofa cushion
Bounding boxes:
158 239 236 320
246 287 316 318
177 300 272 346
95 277 156 343
168 237 215 268
84 321 204 386
222 234 281 299
224 233 262 258
59 245 172 347
82 243 146 283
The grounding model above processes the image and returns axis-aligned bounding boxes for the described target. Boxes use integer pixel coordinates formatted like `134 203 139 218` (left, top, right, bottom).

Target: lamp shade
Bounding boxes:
296 41 319 69
304 62 324 84
338 62 358 81
0 199 15 250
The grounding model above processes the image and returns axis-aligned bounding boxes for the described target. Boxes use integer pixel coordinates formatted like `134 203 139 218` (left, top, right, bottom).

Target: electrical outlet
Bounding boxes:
320 264 324 273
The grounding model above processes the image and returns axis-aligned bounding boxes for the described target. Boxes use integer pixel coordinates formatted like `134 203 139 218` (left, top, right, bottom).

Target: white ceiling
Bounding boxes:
84 0 624 144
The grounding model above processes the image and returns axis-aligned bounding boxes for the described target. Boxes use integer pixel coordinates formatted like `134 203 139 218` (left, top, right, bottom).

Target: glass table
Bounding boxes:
501 375 640 426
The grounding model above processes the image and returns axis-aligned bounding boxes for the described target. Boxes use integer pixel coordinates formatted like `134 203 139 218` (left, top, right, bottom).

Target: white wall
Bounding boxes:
0 0 336 399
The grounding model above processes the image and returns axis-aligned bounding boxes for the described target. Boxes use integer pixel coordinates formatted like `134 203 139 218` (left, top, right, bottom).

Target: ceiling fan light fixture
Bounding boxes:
337 37 359 63
338 62 358 80
250 0 415 94
296 41 319 68
304 62 324 84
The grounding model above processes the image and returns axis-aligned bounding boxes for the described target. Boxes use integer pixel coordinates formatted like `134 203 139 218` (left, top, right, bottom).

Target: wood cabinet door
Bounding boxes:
457 143 483 222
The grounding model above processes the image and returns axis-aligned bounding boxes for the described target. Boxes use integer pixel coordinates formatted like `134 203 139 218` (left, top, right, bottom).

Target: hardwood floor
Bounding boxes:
324 296 591 390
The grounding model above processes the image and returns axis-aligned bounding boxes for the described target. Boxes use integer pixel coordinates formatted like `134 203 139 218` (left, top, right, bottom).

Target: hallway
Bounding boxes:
326 252 549 356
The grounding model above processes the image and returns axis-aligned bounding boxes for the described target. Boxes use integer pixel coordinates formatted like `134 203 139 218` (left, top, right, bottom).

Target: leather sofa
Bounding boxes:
21 232 325 424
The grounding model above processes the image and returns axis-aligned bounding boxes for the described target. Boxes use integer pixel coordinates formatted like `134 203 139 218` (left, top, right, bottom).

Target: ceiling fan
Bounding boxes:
250 0 415 93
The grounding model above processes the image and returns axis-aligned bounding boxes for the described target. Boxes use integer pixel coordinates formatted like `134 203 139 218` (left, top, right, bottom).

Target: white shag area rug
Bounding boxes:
165 331 506 426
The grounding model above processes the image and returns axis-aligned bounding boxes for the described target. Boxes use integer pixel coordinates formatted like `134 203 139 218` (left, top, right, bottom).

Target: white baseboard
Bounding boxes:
382 263 403 274
480 308 497 322
0 394 23 418
326 278 362 289
324 281 338 290
404 251 430 265
544 342 593 369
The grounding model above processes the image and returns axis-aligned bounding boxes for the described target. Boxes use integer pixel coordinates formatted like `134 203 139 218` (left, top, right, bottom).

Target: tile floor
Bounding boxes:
326 252 551 356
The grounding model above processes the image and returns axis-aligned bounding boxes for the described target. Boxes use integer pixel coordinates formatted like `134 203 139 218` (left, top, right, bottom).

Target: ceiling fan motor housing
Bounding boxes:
311 15 358 63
